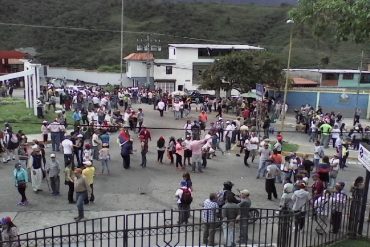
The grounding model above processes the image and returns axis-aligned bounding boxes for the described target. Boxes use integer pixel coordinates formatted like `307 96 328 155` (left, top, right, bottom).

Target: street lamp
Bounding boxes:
280 19 294 132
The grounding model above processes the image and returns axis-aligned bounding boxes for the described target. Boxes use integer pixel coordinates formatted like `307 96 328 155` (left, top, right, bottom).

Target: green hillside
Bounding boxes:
0 0 368 70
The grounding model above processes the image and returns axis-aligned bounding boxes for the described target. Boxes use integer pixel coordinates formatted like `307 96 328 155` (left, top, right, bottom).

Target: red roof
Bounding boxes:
292 77 318 85
124 53 154 61
0 50 27 59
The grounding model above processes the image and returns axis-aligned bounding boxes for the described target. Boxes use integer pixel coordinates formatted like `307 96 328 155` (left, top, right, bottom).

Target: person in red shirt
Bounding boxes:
139 126 151 143
276 131 283 142
311 173 324 201
241 108 250 120
198 111 208 131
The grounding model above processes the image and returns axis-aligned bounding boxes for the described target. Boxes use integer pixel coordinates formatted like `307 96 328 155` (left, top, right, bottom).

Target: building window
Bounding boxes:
342 73 354 80
360 74 370 84
166 66 172 75
173 48 176 55
322 73 339 80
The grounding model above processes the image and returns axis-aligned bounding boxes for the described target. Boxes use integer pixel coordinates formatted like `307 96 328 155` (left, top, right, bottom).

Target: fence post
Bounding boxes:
123 214 128 247
277 208 293 247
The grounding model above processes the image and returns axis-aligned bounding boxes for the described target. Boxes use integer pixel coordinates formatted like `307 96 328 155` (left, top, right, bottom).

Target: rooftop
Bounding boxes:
0 50 27 59
289 69 370 74
168 44 264 50
124 53 154 61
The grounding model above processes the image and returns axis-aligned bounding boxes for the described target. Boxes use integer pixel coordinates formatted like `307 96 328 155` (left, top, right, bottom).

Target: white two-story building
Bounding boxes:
125 43 263 92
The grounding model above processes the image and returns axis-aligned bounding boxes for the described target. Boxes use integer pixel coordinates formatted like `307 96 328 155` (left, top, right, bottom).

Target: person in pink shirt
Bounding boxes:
190 138 209 173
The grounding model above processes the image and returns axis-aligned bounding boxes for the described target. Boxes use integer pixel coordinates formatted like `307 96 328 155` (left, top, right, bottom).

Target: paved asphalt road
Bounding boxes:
0 93 368 233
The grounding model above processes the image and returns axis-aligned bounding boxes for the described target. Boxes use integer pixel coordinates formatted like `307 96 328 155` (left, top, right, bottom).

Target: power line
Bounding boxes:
0 22 245 45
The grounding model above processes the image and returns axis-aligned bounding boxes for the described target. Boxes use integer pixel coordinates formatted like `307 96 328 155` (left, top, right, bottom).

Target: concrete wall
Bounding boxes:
270 89 370 118
126 61 153 78
46 66 130 86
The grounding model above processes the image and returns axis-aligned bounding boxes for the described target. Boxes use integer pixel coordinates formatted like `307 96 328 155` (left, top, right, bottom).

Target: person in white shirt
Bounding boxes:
173 101 181 120
48 119 61 152
224 121 234 152
331 124 340 149
179 100 184 118
92 130 101 160
249 133 259 163
61 137 74 167
157 99 165 117
329 154 340 188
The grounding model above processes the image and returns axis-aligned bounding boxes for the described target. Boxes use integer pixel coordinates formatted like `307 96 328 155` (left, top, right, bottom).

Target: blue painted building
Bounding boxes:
270 89 370 118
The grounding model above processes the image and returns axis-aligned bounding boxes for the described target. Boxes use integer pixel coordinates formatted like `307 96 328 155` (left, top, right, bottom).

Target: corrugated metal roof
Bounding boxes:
124 53 154 61
0 50 27 59
168 44 264 50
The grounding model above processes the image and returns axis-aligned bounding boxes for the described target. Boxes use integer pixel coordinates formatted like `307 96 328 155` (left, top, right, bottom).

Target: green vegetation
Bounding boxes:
291 0 370 43
201 52 284 93
330 239 370 247
282 142 299 153
0 0 368 70
0 98 72 135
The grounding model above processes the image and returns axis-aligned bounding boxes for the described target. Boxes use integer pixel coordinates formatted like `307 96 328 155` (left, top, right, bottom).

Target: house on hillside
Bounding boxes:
0 50 28 87
289 69 370 88
124 52 154 87
125 44 264 92
270 67 370 118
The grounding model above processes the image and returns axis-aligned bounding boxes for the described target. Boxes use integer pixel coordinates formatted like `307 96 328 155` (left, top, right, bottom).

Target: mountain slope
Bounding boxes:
0 0 367 70
174 0 297 6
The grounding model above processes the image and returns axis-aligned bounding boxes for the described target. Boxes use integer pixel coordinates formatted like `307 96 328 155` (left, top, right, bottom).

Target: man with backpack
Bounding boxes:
175 180 193 224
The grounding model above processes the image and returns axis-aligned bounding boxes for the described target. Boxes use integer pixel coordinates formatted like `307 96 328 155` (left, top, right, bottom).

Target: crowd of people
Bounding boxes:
0 83 368 246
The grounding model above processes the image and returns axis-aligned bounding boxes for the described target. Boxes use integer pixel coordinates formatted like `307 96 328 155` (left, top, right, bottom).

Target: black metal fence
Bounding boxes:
1 193 369 247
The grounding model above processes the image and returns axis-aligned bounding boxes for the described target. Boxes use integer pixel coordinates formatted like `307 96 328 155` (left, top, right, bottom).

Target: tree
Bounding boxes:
290 0 370 43
200 52 284 93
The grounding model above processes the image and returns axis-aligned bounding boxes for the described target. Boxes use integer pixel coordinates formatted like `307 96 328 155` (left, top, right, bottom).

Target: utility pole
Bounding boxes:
120 0 124 87
355 50 364 114
136 35 161 89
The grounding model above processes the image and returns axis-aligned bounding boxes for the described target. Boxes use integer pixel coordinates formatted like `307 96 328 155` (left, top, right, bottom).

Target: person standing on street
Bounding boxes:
82 161 95 204
157 99 165 117
73 168 91 221
48 119 61 152
64 160 75 204
156 136 166 163
175 180 193 224
222 194 240 247
92 130 101 161
61 136 74 167
265 161 280 200
238 189 252 244
29 146 43 193
175 138 184 169
319 121 332 149
47 153 61 196
99 143 110 174
202 193 219 246
139 135 148 168
13 162 29 206
256 143 271 179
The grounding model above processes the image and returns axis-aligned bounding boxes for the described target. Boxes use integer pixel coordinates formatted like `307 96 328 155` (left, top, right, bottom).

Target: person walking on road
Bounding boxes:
156 136 166 163
73 168 91 221
99 143 110 174
82 161 95 204
48 119 61 152
47 153 61 196
64 160 75 204
157 99 165 117
13 162 29 206
29 146 43 193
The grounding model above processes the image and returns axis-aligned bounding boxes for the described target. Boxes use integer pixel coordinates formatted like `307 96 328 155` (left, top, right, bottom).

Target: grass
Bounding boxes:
330 239 370 247
282 142 299 152
0 98 72 135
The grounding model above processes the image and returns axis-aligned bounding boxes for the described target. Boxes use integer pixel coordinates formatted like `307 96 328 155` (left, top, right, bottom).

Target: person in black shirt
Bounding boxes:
302 154 314 178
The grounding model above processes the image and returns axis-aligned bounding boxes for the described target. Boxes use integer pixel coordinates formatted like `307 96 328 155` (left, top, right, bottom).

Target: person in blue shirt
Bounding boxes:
99 130 110 145
72 109 81 130
13 163 29 206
